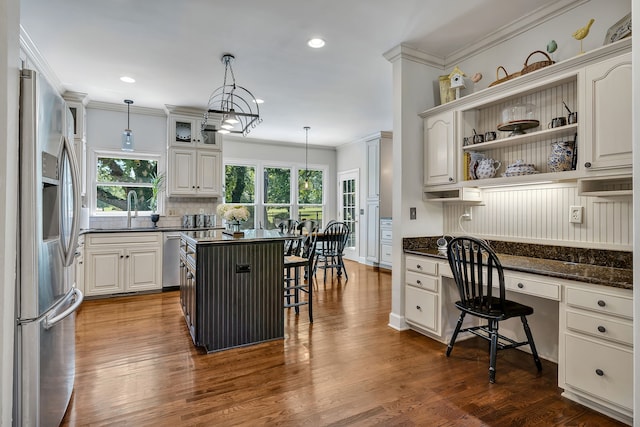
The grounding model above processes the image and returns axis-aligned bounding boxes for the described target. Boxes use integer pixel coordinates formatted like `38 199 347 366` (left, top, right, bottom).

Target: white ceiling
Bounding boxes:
20 0 556 146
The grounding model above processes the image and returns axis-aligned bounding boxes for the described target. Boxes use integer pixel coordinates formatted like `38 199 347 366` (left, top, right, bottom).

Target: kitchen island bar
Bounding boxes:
180 229 291 353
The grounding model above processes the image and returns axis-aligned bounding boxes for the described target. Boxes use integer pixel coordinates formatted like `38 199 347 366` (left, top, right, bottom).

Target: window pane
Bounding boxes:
264 167 290 204
97 158 157 184
298 169 323 204
239 205 255 230
298 206 323 224
264 206 291 230
225 165 255 203
96 186 152 212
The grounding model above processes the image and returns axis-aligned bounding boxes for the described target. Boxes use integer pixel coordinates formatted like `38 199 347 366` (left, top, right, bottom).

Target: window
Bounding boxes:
95 155 159 214
224 161 325 230
264 166 291 229
224 164 256 230
298 169 323 224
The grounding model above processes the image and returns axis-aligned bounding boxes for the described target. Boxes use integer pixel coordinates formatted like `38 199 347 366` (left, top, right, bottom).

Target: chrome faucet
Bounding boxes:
126 190 138 228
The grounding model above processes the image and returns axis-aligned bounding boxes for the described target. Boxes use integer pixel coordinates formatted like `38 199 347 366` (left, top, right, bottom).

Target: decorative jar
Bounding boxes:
548 141 575 172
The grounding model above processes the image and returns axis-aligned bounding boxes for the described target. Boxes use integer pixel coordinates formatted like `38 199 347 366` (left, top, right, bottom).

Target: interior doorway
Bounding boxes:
337 169 358 261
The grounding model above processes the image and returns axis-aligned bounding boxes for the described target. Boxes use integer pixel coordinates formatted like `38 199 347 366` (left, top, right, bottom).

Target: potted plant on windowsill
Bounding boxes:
149 172 165 227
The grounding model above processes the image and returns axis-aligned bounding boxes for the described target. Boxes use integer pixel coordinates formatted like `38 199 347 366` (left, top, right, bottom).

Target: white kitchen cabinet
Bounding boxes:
366 138 380 199
365 202 379 263
169 114 222 149
559 283 633 424
581 52 632 172
74 235 84 294
84 232 162 297
419 39 631 199
423 110 455 186
404 255 441 335
167 148 221 197
379 219 392 269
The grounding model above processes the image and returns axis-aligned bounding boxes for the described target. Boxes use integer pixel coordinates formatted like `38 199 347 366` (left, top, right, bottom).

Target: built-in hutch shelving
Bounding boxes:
420 38 632 203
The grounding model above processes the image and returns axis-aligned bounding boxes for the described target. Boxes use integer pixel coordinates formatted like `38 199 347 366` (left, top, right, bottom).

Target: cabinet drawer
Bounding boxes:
405 255 438 275
87 232 162 247
380 229 393 240
380 244 392 263
504 274 560 301
565 310 633 347
566 287 632 319
564 334 633 411
406 271 438 292
405 285 438 332
380 219 392 227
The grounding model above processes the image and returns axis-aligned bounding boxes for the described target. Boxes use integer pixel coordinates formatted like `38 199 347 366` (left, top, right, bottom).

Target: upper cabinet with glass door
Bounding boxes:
165 105 223 150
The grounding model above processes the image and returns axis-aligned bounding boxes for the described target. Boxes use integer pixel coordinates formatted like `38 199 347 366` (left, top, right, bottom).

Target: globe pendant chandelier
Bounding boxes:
203 53 261 136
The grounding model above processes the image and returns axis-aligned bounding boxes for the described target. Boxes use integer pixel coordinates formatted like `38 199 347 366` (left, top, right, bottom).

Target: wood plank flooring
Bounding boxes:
62 261 625 426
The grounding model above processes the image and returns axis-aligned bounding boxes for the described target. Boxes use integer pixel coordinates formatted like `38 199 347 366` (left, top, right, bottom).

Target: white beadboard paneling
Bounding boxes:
443 183 632 249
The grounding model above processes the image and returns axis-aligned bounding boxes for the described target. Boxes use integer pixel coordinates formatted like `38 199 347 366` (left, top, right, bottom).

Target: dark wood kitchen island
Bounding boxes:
179 229 291 353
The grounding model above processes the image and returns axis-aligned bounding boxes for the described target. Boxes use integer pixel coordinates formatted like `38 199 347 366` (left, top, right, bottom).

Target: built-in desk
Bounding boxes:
403 237 633 425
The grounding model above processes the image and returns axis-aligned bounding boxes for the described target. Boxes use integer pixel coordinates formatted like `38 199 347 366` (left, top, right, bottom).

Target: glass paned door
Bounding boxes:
337 170 358 261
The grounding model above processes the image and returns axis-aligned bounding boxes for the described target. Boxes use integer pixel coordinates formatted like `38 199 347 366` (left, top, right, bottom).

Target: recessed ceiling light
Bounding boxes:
253 98 264 104
307 38 325 49
120 76 135 83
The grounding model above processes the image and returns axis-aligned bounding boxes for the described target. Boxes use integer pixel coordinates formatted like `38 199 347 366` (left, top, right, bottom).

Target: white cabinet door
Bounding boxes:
365 201 379 262
127 247 162 292
424 110 455 186
85 249 124 296
366 138 380 199
405 285 439 333
197 151 221 196
168 148 196 196
582 53 632 171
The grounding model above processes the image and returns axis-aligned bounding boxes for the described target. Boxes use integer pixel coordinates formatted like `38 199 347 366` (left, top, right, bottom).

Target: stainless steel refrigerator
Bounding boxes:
14 68 84 427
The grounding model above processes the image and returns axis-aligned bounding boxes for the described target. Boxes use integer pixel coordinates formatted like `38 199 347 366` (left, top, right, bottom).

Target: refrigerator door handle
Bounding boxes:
44 287 84 330
61 135 81 267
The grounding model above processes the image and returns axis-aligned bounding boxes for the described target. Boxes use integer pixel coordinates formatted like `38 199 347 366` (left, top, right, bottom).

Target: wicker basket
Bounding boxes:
488 66 521 87
521 50 555 75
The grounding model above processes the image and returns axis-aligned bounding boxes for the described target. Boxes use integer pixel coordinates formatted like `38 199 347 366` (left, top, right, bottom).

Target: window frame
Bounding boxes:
223 157 327 229
90 149 163 216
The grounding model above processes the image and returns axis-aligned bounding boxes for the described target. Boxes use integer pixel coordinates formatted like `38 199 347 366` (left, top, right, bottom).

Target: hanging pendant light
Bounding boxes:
303 126 310 190
121 99 134 151
202 53 262 136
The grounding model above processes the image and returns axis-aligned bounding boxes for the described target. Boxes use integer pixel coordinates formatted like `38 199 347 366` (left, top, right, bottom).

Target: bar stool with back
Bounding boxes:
445 236 543 383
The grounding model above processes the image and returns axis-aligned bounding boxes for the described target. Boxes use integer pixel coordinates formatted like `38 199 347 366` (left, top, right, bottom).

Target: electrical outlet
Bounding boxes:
168 209 176 216
462 207 472 221
409 207 416 220
569 205 583 224
199 208 205 214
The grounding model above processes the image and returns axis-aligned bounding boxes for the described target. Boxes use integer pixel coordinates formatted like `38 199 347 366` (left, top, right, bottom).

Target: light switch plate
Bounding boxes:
410 207 416 220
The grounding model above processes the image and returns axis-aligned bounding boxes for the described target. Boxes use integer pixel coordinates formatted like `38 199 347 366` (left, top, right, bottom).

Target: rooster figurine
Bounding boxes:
572 18 595 54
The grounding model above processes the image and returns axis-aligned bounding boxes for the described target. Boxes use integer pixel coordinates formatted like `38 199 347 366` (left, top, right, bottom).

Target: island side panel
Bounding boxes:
196 240 284 352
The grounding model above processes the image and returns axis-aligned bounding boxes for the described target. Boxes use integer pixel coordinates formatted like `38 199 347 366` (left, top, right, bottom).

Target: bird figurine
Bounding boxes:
572 18 595 55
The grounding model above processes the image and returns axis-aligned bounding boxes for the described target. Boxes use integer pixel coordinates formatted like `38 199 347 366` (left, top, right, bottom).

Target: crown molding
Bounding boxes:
19 25 65 94
87 100 166 117
383 44 445 68
443 0 589 67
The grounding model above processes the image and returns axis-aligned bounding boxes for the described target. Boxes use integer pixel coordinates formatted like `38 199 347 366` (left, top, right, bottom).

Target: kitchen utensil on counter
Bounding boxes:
182 214 196 228
196 214 206 228
502 160 539 176
475 158 501 179
205 214 217 227
548 140 576 172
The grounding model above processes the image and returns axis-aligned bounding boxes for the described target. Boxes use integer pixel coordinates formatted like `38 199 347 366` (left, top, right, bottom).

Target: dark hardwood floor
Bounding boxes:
62 260 624 426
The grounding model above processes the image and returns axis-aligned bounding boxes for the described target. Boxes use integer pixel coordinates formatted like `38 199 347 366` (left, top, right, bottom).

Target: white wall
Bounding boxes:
0 0 20 423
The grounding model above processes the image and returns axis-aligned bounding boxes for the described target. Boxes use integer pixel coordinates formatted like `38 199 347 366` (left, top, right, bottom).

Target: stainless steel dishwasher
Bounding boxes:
163 232 181 288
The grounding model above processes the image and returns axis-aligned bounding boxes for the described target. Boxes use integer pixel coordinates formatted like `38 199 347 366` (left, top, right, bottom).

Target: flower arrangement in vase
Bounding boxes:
216 204 250 236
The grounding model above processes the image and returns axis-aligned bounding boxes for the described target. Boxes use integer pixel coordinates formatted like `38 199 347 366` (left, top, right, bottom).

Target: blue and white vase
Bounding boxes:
548 141 575 172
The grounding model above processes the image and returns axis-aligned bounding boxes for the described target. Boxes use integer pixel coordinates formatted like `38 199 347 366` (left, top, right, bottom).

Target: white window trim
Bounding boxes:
89 148 164 216
224 157 328 228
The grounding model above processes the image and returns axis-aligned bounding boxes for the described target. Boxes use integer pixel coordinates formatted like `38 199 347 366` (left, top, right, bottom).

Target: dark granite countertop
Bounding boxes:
181 229 296 245
81 226 225 235
404 237 632 290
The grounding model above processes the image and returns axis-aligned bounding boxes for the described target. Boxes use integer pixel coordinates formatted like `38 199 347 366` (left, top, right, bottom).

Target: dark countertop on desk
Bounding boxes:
404 237 632 290
81 226 225 234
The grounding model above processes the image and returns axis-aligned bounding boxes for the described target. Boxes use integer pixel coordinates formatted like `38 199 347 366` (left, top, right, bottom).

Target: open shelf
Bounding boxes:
462 123 578 152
